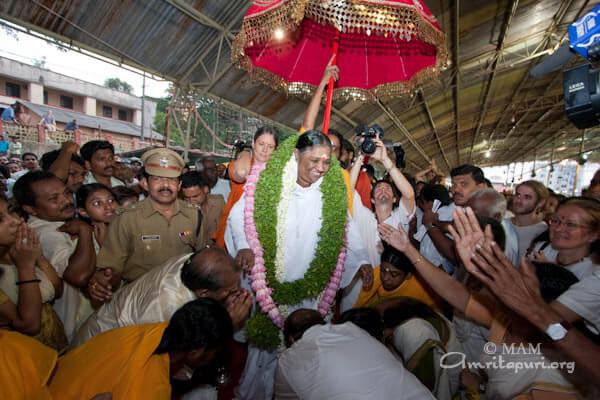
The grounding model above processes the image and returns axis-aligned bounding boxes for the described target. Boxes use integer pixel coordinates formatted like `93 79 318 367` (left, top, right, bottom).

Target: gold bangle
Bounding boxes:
413 257 424 265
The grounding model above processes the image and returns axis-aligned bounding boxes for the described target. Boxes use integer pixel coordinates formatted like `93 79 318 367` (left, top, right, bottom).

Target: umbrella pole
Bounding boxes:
322 30 340 134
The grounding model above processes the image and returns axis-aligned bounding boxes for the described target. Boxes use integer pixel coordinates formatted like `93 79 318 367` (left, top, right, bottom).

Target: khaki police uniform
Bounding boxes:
96 148 206 281
201 194 225 247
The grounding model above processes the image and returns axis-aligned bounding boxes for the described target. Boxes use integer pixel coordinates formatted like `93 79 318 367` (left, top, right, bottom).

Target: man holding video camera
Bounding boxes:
341 125 416 311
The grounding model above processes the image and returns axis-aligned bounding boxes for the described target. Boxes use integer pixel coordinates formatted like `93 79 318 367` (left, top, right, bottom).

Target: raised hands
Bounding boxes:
447 207 494 273
319 54 340 87
470 242 543 320
10 225 42 270
224 288 253 329
357 264 374 290
235 248 255 272
58 218 93 237
378 222 410 252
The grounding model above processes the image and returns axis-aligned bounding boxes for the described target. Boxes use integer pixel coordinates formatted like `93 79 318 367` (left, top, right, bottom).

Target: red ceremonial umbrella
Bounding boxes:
232 0 448 132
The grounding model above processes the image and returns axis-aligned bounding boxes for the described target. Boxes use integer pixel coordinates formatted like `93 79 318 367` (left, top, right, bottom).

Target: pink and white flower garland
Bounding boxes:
243 161 348 329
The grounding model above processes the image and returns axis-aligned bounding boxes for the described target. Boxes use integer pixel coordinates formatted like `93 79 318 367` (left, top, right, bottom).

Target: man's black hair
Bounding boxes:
21 152 37 161
283 309 325 348
80 140 114 162
382 298 440 330
370 179 400 203
342 138 355 154
420 184 452 206
338 308 384 341
111 186 139 205
0 164 9 180
181 171 209 190
13 170 59 208
450 164 486 185
476 215 506 251
154 298 233 354
40 150 85 171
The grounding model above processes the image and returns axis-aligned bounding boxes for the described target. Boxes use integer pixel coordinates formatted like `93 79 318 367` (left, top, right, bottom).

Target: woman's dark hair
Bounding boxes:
381 244 415 274
338 308 384 341
295 130 332 156
253 126 279 148
420 184 451 206
76 183 114 210
382 298 440 329
155 298 233 354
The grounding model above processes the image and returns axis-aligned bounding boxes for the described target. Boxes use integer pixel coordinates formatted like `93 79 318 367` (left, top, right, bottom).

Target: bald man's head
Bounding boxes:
181 247 241 301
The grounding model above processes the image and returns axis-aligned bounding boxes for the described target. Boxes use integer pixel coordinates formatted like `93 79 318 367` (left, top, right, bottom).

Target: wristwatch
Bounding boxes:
545 322 570 341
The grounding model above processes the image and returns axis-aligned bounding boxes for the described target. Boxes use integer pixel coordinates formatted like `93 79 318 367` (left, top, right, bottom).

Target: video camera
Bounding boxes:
355 124 383 155
354 124 406 169
232 139 252 154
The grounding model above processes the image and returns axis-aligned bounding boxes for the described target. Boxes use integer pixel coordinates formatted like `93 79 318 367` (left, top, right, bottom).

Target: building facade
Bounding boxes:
0 56 161 154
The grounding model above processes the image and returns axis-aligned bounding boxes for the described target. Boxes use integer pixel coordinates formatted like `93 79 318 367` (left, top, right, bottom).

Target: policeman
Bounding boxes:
88 148 205 302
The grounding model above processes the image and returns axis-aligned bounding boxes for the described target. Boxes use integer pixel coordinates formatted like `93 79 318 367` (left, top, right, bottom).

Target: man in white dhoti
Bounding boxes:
225 131 370 399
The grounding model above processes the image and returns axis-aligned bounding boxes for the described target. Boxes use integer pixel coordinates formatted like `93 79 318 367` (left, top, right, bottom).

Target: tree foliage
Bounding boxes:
104 77 134 94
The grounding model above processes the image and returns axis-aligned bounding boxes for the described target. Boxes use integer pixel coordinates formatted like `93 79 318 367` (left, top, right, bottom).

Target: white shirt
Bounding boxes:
28 216 92 340
506 219 547 260
419 203 456 274
352 193 415 267
557 266 600 333
212 178 231 202
275 322 434 400
72 253 195 348
501 219 520 267
86 173 125 188
535 243 596 280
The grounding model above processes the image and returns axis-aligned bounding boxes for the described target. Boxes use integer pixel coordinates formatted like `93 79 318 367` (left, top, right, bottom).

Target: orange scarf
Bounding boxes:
0 330 56 400
49 323 171 400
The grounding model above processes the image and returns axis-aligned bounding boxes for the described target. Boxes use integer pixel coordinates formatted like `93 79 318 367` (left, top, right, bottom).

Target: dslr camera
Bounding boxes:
355 124 384 155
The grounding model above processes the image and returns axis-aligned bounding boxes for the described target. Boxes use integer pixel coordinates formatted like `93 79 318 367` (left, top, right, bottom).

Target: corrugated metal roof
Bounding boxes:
20 100 164 140
1 0 599 171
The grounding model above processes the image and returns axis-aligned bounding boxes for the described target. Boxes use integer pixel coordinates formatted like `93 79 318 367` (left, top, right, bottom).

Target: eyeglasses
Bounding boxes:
549 218 591 230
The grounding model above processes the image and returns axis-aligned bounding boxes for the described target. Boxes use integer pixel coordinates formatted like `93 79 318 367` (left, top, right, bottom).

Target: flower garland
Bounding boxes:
243 134 348 349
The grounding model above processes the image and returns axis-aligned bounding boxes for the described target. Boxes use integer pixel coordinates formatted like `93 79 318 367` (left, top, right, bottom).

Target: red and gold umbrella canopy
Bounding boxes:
232 0 448 102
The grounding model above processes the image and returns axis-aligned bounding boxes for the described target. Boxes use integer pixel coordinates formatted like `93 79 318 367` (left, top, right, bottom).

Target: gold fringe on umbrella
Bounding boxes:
233 57 446 103
234 0 446 51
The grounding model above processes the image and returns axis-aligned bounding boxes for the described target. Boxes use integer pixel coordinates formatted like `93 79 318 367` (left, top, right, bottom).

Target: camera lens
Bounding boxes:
361 138 377 154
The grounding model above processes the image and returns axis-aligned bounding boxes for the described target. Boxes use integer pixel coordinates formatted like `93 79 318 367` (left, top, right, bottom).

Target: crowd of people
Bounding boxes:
0 64 599 400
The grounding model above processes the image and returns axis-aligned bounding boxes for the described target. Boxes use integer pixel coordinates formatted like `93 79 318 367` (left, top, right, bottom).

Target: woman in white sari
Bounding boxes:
226 131 369 399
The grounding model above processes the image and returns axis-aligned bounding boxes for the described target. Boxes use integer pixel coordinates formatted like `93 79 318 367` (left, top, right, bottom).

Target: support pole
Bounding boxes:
322 30 340 134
